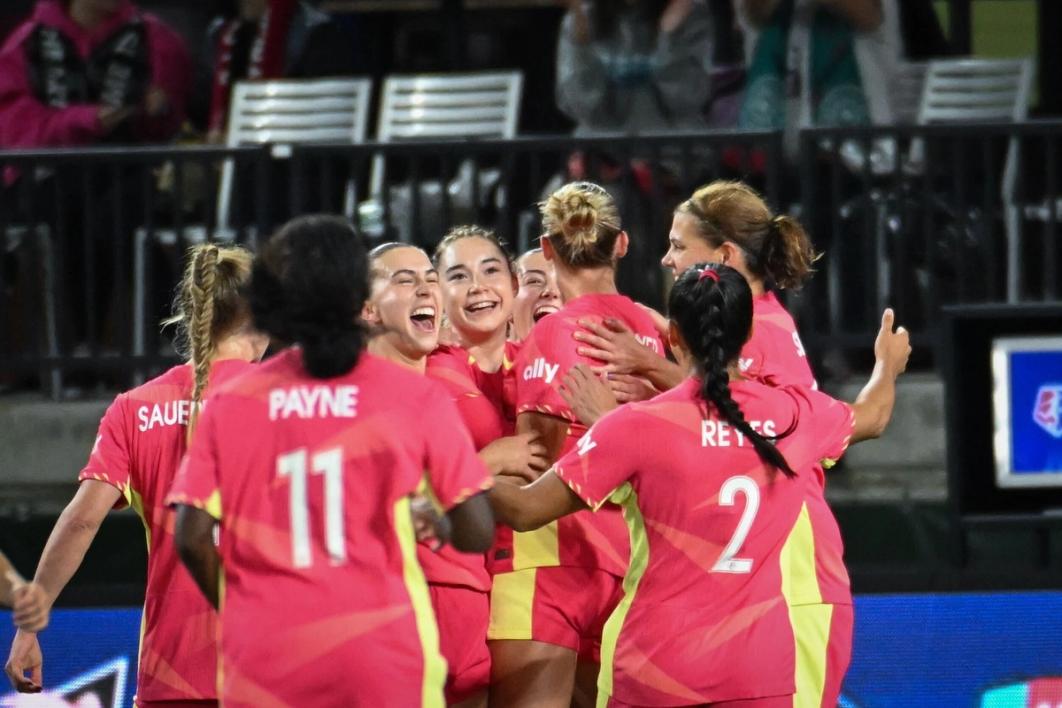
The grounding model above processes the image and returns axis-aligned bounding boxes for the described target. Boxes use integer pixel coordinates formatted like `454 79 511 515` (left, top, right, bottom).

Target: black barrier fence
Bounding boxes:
795 121 1062 365
0 125 1059 395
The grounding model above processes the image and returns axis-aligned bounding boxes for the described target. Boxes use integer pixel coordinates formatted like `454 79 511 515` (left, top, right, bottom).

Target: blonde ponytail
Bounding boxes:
187 245 220 441
164 243 254 444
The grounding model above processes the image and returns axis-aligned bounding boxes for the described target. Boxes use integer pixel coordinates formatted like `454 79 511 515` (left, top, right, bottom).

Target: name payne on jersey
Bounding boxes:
702 419 778 448
269 385 359 421
523 357 560 384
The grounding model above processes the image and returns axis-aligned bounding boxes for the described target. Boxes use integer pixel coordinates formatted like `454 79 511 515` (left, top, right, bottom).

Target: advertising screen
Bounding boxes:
991 336 1062 488
3 593 1062 706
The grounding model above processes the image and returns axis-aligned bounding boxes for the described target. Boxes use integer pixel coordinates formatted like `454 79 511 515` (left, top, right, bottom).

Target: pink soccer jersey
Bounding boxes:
500 293 664 577
744 290 851 605
79 359 253 703
741 291 816 389
166 348 493 708
553 378 854 706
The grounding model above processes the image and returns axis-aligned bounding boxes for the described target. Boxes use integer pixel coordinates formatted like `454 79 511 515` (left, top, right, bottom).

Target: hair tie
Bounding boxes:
699 268 720 283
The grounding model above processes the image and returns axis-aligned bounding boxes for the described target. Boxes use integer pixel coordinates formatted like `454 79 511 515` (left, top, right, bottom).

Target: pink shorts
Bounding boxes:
488 566 624 661
429 584 491 704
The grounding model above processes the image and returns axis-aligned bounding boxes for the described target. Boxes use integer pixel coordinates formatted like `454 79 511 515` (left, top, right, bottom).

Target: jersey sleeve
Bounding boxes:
552 408 640 511
783 386 855 469
166 401 222 520
513 321 581 423
79 396 132 509
420 386 494 511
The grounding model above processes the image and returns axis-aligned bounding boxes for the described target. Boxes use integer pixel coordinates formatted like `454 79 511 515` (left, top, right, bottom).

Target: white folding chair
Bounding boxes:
364 71 523 241
911 58 1033 302
132 77 373 367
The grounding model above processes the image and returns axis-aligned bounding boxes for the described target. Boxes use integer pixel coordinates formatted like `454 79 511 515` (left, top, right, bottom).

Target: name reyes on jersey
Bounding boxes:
702 419 778 447
523 357 560 384
269 385 359 420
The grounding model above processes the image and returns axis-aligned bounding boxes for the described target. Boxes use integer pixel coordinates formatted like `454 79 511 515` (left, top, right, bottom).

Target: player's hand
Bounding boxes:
12 580 49 633
559 365 618 426
636 303 670 340
606 373 659 403
574 318 653 375
410 496 449 551
479 433 549 483
873 308 911 378
5 629 42 693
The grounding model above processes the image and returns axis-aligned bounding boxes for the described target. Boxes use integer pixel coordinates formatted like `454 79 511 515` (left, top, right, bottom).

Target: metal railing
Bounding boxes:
1 123 1059 394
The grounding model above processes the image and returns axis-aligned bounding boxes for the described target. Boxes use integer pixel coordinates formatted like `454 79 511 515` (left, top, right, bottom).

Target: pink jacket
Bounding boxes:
0 0 189 150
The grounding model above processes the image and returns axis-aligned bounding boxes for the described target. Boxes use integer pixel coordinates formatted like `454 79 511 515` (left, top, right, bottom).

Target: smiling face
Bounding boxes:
512 249 561 340
437 237 515 343
660 211 724 280
363 246 441 360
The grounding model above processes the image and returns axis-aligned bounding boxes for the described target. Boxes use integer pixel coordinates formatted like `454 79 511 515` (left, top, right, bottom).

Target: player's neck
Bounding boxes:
68 0 113 30
459 326 508 374
368 336 426 374
556 266 618 303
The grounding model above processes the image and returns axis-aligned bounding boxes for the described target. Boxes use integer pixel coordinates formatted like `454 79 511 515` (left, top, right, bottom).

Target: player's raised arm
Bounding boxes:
850 308 912 442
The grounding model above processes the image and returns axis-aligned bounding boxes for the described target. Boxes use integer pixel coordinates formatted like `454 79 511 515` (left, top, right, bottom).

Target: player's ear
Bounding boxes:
668 320 691 371
540 235 556 262
361 301 380 327
613 231 629 259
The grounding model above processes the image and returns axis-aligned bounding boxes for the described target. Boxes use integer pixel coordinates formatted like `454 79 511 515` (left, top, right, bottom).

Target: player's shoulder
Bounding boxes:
752 291 798 332
123 363 191 404
732 379 801 420
427 344 473 370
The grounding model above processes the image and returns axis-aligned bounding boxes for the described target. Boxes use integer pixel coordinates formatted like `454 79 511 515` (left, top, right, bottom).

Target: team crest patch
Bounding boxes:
1033 384 1062 438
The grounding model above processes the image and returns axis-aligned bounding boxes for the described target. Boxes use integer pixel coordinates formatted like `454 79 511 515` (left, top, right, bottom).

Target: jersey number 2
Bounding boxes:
711 475 760 574
277 447 346 569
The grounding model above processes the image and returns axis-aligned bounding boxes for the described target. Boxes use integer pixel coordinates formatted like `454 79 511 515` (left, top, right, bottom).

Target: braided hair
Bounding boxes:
249 215 369 379
164 243 254 442
668 263 796 477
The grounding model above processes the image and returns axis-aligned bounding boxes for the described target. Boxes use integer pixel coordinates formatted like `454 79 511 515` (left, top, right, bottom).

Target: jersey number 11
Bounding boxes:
278 447 347 569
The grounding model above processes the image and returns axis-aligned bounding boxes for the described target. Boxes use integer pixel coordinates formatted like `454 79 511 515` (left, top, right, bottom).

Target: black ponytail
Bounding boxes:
249 214 369 379
669 263 796 478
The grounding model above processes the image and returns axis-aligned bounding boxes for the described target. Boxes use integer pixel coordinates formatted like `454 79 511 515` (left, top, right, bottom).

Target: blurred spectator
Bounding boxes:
206 0 357 141
556 0 715 135
736 0 901 156
0 0 190 152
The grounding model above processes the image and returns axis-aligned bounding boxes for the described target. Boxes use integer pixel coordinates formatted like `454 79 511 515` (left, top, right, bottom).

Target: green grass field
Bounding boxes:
933 0 1037 58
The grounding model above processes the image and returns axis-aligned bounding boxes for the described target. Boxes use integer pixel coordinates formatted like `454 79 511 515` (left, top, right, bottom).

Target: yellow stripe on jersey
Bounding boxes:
393 496 447 708
217 566 226 699
779 504 823 606
124 484 151 676
597 483 646 708
487 568 537 640
416 475 445 516
512 523 560 569
780 503 830 708
788 604 833 708
204 489 222 520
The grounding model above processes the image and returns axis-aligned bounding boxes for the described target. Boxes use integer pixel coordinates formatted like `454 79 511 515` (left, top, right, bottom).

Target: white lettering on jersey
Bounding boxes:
576 432 597 456
634 333 661 354
702 419 778 447
137 400 194 432
268 385 359 421
792 331 807 358
739 358 755 373
522 357 560 384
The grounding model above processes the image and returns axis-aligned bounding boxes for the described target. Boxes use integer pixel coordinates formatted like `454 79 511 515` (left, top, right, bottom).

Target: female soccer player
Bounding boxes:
5 244 267 703
170 216 495 708
492 182 665 708
490 263 911 707
365 240 545 707
512 247 561 341
572 180 851 705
